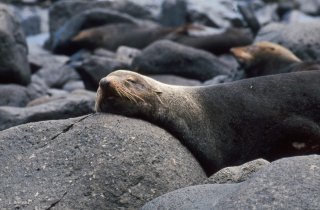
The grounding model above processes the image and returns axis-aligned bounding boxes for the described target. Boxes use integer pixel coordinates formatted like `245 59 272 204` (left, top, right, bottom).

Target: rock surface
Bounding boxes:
203 158 270 184
0 90 95 131
0 4 31 85
0 113 206 209
142 155 320 209
132 40 229 81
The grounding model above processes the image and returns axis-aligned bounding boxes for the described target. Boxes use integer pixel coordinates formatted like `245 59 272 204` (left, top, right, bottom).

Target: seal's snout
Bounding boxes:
99 77 110 88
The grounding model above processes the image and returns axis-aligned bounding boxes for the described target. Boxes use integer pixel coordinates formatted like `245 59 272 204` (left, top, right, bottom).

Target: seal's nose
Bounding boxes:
99 78 110 88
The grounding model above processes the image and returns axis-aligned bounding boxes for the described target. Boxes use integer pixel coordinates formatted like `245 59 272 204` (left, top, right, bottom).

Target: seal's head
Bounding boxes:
230 41 301 68
95 70 163 116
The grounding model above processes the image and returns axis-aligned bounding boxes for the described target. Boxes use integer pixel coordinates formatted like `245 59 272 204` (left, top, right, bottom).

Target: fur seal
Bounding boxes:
96 70 320 175
172 27 254 55
71 23 195 51
231 41 305 77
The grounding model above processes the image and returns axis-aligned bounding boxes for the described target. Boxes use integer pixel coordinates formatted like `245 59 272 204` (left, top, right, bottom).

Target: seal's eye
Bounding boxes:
126 78 136 84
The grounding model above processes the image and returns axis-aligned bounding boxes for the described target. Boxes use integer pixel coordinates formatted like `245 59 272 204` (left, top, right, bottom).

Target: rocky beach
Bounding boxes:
0 0 319 209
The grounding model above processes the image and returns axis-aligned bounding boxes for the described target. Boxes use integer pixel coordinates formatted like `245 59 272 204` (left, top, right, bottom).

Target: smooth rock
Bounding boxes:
132 40 229 81
0 113 206 209
282 10 320 23
62 80 85 92
0 90 95 131
142 155 320 209
36 65 80 88
0 4 30 85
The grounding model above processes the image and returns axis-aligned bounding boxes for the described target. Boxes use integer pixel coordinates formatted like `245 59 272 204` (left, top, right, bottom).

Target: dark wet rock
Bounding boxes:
142 155 320 209
0 113 206 209
75 55 128 91
159 0 187 27
256 22 320 60
203 159 270 184
0 89 95 131
36 65 80 88
116 46 141 66
132 40 229 81
62 80 85 92
0 4 30 85
49 0 152 35
149 75 201 86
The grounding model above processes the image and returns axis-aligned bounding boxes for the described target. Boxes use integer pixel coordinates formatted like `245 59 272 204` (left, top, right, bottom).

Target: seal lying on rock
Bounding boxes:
96 70 320 175
231 41 320 77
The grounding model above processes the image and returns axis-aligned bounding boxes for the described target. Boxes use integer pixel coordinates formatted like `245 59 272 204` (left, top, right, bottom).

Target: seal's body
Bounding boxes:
96 70 320 175
231 42 309 77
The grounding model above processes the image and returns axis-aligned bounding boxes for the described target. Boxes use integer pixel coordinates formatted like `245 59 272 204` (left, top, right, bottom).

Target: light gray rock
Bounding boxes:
36 65 80 88
142 155 320 210
62 80 85 92
0 90 95 131
132 40 229 81
0 4 30 85
116 46 141 66
0 84 30 107
204 159 270 184
0 113 206 209
282 10 320 23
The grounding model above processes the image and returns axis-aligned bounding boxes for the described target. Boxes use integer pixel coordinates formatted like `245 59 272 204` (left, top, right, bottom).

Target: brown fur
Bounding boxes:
231 41 302 77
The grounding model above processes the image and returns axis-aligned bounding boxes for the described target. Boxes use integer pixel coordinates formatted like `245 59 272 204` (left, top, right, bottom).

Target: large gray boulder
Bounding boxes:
0 90 95 131
0 113 206 209
142 155 320 209
0 4 30 85
256 22 320 61
132 40 229 81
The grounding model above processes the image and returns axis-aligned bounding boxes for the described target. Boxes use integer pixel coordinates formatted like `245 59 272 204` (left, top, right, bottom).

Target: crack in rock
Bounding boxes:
45 191 67 210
